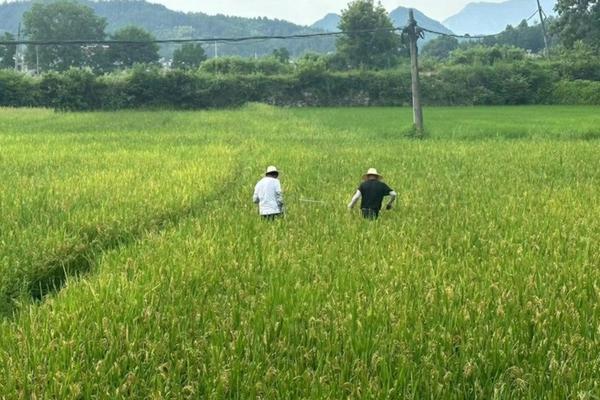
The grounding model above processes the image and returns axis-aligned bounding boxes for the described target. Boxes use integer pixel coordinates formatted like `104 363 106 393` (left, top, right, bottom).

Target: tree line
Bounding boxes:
0 0 598 111
1 58 599 110
0 0 598 72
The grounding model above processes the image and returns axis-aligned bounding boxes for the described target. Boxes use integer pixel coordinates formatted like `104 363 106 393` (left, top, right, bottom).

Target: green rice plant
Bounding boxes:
0 105 598 398
0 108 240 314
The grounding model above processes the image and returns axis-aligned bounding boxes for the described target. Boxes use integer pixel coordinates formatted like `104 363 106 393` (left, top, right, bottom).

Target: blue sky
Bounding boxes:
149 0 508 25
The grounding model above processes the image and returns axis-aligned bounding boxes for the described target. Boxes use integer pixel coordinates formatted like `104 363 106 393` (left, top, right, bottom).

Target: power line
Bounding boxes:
526 8 541 22
419 8 541 41
536 0 550 57
0 26 405 47
541 8 550 20
0 7 546 48
418 27 502 40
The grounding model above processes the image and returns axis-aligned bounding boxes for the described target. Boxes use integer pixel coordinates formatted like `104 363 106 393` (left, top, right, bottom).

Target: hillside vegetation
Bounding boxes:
0 0 334 57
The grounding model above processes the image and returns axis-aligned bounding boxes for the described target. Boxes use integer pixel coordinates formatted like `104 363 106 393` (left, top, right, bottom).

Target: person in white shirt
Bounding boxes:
253 166 284 220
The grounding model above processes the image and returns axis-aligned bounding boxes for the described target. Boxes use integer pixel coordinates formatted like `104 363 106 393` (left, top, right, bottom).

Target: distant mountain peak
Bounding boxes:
311 13 341 32
311 6 453 41
444 0 557 35
388 6 453 37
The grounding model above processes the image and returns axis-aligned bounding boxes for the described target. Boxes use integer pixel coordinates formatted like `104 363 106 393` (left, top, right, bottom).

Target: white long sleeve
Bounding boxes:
253 189 260 204
388 191 397 204
348 190 362 209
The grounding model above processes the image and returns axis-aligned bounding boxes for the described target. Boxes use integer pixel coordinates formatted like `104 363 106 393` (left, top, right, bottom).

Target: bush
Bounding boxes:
549 43 600 81
449 45 526 66
122 65 167 108
96 72 130 110
38 69 103 111
422 62 556 105
552 80 600 105
548 59 600 81
0 61 599 110
0 70 39 107
199 57 291 75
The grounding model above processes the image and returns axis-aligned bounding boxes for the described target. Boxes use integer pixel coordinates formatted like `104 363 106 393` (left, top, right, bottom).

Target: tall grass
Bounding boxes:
0 105 598 398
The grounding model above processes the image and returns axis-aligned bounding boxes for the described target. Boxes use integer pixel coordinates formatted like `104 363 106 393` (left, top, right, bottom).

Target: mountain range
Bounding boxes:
0 0 556 58
0 0 335 57
444 0 557 35
311 7 454 43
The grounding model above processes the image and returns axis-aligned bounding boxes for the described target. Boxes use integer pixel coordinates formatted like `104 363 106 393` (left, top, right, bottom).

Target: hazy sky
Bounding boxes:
148 0 508 25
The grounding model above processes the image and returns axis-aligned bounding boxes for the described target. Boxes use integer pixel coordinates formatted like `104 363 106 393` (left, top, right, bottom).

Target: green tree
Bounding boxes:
483 20 547 53
553 0 600 50
108 26 160 69
22 0 107 72
422 36 459 60
172 43 207 70
336 0 401 69
0 32 16 69
199 56 290 75
449 45 526 66
272 47 290 63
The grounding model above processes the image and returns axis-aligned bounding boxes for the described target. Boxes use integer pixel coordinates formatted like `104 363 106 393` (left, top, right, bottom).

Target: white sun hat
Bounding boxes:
266 165 279 174
363 168 383 179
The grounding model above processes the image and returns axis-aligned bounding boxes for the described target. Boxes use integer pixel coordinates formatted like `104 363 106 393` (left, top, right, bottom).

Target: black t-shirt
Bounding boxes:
359 180 393 211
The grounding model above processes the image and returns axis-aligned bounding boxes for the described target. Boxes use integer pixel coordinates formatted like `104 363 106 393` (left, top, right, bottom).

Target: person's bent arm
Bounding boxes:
275 181 284 212
253 187 260 204
386 191 398 210
348 190 361 209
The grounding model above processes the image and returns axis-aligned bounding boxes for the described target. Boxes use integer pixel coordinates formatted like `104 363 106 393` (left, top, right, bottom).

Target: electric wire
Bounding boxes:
0 7 550 48
0 26 405 46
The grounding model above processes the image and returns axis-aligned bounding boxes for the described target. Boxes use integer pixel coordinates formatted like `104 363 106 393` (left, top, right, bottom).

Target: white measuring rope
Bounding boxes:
299 198 328 205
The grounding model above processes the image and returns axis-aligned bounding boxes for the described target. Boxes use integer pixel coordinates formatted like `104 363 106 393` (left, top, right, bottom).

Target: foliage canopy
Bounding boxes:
22 0 107 72
108 26 160 69
336 0 402 69
0 32 16 69
554 0 600 50
172 43 207 70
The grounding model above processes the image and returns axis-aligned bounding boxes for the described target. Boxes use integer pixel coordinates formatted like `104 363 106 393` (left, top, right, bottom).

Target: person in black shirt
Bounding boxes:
348 168 397 219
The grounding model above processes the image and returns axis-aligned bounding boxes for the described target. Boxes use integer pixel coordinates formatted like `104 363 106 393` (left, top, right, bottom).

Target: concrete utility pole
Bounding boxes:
407 9 424 137
14 23 22 71
536 0 550 57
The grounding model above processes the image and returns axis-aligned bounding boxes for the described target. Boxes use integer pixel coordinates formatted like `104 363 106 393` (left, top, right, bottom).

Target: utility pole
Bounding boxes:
214 41 218 58
536 0 550 57
14 23 22 71
406 9 424 137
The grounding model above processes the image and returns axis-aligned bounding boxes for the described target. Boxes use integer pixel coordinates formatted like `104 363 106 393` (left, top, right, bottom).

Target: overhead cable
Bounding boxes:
0 26 405 46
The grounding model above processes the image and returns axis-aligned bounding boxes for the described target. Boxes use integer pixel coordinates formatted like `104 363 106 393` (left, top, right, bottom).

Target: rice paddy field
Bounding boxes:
0 105 599 399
